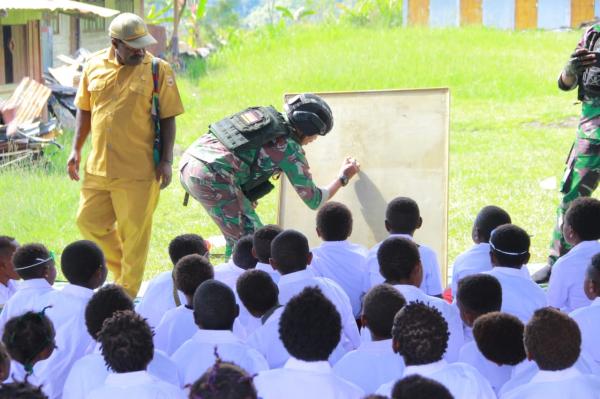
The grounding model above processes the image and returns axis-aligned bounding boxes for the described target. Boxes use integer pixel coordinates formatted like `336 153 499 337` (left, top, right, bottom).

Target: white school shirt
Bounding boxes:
376 359 495 399
213 260 246 291
255 357 364 399
63 348 181 399
136 271 185 329
548 240 600 313
171 329 268 387
451 243 492 295
277 268 361 350
484 267 546 323
500 367 600 399
332 339 404 393
154 305 196 356
392 284 464 362
255 261 281 283
367 234 444 296
310 240 369 318
0 278 54 329
458 340 513 395
571 297 600 366
85 370 185 399
0 279 18 309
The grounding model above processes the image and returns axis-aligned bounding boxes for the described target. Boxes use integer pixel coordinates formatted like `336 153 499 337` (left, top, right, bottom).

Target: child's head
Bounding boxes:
0 236 19 282
174 254 214 303
392 302 448 366
489 224 530 268
385 197 422 235
270 230 311 275
361 284 406 341
456 274 502 327
60 240 107 289
85 284 134 340
0 342 10 382
473 312 526 366
189 358 257 399
2 311 55 373
168 234 209 266
11 244 56 284
377 237 422 286
98 310 154 373
584 253 600 300
0 380 47 399
472 205 511 244
236 270 279 318
316 201 353 241
391 375 453 399
563 197 600 245
524 307 581 371
232 236 258 270
193 280 239 331
252 225 282 264
279 286 341 362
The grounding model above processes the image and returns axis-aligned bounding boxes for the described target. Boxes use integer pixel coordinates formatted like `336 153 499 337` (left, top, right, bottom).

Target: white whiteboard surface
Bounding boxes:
278 89 450 284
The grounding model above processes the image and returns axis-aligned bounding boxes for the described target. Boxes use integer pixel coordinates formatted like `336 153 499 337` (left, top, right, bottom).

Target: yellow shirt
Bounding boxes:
75 48 184 180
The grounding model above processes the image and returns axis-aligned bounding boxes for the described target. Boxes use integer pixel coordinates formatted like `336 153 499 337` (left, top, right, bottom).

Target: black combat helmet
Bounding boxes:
284 93 334 136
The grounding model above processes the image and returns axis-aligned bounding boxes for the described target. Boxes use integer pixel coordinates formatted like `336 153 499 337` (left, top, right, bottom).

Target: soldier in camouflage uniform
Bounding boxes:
540 25 600 282
179 94 360 257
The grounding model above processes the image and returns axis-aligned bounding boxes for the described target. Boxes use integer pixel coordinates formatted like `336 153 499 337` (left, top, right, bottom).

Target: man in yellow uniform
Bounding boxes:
67 13 184 297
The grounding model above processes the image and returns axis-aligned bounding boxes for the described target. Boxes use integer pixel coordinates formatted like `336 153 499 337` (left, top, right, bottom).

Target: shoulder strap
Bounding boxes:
151 58 161 165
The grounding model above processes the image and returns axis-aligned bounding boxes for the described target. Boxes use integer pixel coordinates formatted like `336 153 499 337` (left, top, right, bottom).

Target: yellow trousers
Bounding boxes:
76 172 160 297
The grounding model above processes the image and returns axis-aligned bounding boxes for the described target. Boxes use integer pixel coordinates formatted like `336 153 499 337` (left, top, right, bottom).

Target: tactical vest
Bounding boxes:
580 28 600 100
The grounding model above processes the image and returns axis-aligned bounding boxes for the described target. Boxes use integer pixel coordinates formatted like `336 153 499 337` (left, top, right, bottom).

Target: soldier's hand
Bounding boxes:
67 150 81 181
156 161 173 190
565 48 596 76
340 156 360 181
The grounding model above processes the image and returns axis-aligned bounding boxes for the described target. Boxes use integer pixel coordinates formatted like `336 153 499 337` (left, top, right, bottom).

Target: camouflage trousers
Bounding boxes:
179 153 263 257
549 137 600 264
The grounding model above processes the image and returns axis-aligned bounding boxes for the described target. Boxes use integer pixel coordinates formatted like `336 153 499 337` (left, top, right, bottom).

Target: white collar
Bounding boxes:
591 297 600 307
284 357 331 374
18 278 52 290
358 339 394 353
569 240 600 253
61 284 94 299
256 262 277 273
318 240 350 248
530 367 581 384
404 359 447 376
279 269 314 284
390 233 414 242
192 329 240 344
490 266 528 277
104 370 153 386
473 242 491 250
392 284 427 300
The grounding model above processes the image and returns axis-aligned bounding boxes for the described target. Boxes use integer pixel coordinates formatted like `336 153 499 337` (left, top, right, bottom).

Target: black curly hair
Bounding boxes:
392 302 449 366
0 236 17 257
362 284 406 339
168 234 209 266
85 284 134 340
98 310 154 373
391 375 453 399
232 236 258 270
270 230 310 274
456 274 502 316
279 286 341 361
377 237 421 283
252 225 282 263
473 312 526 366
194 280 238 330
489 224 530 267
11 243 53 280
473 205 511 243
236 270 279 316
0 379 48 399
524 307 581 371
174 254 214 297
385 197 421 234
60 240 105 287
188 356 257 399
565 197 600 241
316 201 353 241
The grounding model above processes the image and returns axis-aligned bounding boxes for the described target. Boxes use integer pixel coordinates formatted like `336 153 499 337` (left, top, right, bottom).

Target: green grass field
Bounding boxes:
1 24 592 282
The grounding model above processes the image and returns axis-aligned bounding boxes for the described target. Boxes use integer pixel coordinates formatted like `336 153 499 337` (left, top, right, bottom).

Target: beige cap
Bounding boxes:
109 13 157 49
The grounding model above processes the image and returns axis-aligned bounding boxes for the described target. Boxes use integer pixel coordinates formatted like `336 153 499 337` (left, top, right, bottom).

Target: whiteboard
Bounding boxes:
278 89 450 285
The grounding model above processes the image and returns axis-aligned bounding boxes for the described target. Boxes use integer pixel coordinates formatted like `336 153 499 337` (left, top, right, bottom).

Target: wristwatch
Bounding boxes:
339 175 349 187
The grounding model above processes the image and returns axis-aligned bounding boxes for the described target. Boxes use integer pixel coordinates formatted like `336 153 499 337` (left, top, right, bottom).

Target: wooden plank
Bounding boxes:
571 0 595 27
11 25 28 84
515 0 537 29
460 0 482 25
408 0 430 26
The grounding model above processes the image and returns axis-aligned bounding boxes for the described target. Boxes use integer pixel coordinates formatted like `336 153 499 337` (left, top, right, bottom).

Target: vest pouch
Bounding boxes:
583 67 600 98
241 178 275 202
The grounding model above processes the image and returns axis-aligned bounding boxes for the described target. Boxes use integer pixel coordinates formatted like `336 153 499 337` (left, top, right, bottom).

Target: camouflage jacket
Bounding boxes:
186 132 324 209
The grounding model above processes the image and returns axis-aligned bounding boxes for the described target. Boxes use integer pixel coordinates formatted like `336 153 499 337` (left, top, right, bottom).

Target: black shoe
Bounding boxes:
532 265 552 284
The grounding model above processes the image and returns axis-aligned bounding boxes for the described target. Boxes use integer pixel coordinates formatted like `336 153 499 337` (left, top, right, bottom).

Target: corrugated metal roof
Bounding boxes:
0 0 120 18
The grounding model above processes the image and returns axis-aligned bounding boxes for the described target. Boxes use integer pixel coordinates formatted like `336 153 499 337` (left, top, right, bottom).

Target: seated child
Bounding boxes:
271 229 360 350
0 244 55 329
501 308 600 399
188 358 258 399
0 236 20 308
484 224 546 323
63 285 180 399
171 280 268 386
376 302 495 398
87 310 185 399
0 379 47 399
391 375 453 399
214 235 258 291
310 201 368 318
378 236 463 361
455 273 502 341
252 225 282 283
367 197 443 297
154 254 214 355
254 287 364 399
137 234 209 328
333 284 406 393
570 252 600 366
548 197 600 312
451 205 511 295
